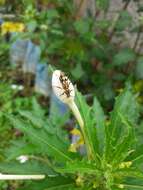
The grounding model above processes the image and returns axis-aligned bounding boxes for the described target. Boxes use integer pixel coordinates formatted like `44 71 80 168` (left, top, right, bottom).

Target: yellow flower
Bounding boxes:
118 184 124 189
119 161 132 169
1 22 25 35
68 143 77 153
76 175 84 186
68 128 84 152
70 128 82 136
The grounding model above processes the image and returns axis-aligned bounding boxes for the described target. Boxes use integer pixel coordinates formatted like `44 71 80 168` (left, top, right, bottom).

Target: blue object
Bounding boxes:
10 39 28 67
22 40 41 74
0 18 4 25
35 63 51 97
50 93 68 115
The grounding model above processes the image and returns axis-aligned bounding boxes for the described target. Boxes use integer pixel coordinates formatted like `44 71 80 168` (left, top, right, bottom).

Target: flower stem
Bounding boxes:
68 100 92 160
68 100 84 132
0 174 45 180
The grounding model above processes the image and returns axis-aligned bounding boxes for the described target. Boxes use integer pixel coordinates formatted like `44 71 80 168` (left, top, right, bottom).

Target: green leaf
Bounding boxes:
127 144 143 166
19 110 45 128
71 64 84 80
93 97 106 155
113 48 136 66
46 9 59 19
17 176 75 190
120 184 143 190
116 169 143 179
111 112 135 166
96 0 110 11
27 20 38 32
105 87 139 161
0 160 55 175
136 57 143 79
115 11 132 31
8 115 72 162
76 91 100 162
110 87 138 145
74 19 90 35
56 160 98 174
5 140 38 161
95 20 111 30
31 98 46 117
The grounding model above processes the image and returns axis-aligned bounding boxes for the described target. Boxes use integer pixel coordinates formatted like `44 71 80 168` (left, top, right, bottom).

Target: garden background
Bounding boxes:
0 0 143 190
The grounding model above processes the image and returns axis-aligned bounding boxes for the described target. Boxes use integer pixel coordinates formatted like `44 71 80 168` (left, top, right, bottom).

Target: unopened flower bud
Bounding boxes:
52 70 75 104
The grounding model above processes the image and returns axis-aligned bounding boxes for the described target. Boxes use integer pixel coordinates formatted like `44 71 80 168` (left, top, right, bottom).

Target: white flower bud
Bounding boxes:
52 70 75 104
52 70 93 159
52 70 84 131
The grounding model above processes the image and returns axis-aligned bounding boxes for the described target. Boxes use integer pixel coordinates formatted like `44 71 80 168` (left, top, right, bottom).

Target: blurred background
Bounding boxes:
0 0 143 106
0 0 143 189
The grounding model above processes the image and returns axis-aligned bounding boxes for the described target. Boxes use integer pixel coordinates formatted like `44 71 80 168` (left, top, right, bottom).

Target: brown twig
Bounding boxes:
75 0 85 19
125 25 143 73
133 26 142 52
109 0 131 41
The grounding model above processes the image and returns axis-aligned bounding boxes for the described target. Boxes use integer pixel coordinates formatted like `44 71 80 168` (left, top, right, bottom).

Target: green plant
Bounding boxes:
2 0 143 107
0 82 48 188
13 0 142 108
0 82 42 160
1 77 143 189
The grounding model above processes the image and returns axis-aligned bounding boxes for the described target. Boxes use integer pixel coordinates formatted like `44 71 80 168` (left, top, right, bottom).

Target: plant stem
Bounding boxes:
68 100 84 131
0 174 45 180
133 26 142 51
68 100 93 160
75 0 85 19
30 155 53 169
115 183 143 189
126 25 143 73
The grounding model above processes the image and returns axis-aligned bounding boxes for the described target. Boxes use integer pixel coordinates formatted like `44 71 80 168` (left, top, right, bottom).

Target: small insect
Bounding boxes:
52 70 75 103
55 71 73 98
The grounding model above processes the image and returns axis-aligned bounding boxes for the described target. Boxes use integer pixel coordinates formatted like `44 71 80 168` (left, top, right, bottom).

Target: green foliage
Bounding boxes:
18 176 75 190
7 108 72 162
93 96 106 154
115 11 132 31
11 0 141 107
0 83 37 160
110 85 139 143
0 160 55 175
1 1 143 189
0 0 143 107
136 57 143 79
112 48 136 66
74 19 91 35
96 0 110 11
76 91 101 161
1 87 143 189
